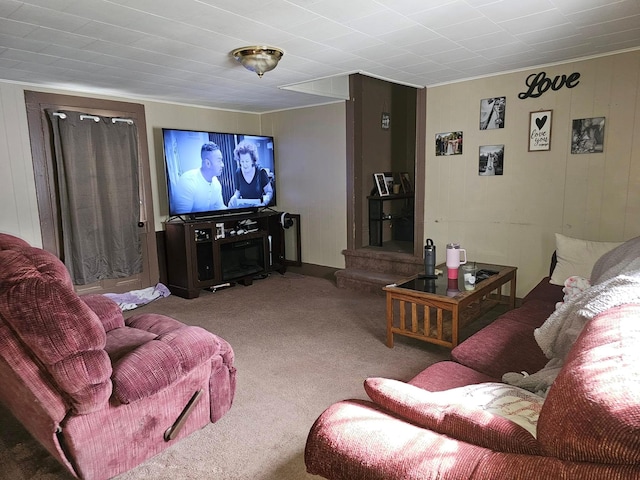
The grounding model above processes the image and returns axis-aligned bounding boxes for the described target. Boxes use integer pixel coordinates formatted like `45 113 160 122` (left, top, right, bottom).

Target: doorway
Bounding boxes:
346 74 425 258
24 91 158 295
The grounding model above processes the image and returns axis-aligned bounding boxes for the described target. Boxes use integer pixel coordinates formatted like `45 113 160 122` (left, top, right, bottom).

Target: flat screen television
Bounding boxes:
162 128 276 219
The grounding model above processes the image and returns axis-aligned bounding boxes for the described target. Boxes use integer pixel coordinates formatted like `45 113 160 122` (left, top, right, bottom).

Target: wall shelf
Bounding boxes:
368 194 414 247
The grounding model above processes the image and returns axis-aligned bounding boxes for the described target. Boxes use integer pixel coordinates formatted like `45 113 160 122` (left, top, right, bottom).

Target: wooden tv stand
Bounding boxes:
164 211 296 299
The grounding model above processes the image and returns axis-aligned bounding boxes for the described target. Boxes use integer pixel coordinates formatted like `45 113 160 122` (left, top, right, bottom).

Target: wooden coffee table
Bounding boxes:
383 263 517 349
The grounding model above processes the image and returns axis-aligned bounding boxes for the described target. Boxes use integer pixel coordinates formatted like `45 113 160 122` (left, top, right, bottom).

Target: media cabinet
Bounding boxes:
164 210 298 298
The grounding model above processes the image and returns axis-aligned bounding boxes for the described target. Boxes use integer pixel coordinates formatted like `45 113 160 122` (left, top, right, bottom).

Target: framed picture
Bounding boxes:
571 117 605 154
215 222 225 239
383 172 394 193
479 145 504 176
400 172 413 193
529 110 552 151
373 173 389 196
435 131 463 156
381 112 390 130
480 97 506 130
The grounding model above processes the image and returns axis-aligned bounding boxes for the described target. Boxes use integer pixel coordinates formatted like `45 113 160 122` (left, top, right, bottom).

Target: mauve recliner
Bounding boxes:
0 233 236 479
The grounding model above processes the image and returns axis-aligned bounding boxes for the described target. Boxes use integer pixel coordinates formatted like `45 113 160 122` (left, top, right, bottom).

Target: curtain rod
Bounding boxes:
112 118 134 125
52 112 134 125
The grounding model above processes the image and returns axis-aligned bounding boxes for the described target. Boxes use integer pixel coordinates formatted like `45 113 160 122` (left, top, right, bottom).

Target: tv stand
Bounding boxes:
164 210 296 299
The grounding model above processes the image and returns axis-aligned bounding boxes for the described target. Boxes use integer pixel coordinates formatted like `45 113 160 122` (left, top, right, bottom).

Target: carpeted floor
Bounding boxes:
0 272 505 480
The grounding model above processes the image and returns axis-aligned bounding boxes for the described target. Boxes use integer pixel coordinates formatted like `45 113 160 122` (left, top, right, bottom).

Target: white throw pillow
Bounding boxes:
549 233 623 286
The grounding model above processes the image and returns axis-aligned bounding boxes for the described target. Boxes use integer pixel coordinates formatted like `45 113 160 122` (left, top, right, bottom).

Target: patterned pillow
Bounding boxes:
430 382 543 437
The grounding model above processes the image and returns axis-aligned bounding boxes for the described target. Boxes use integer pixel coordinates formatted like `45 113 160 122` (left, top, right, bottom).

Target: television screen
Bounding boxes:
162 128 276 218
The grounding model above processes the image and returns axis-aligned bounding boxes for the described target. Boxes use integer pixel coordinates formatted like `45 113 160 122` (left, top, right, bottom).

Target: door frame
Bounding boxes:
24 91 159 293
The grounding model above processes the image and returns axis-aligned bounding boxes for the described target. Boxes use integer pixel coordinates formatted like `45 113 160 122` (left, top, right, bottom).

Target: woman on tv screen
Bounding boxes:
228 140 273 208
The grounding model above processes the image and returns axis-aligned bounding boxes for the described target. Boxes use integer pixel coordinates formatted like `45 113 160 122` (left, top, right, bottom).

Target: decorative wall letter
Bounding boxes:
518 72 580 99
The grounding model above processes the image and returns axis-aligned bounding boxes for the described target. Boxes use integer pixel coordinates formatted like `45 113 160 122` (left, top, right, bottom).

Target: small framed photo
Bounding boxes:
529 110 552 151
374 173 389 196
215 222 225 239
480 97 506 130
383 172 394 193
435 131 463 156
479 145 504 176
400 172 413 193
571 117 605 154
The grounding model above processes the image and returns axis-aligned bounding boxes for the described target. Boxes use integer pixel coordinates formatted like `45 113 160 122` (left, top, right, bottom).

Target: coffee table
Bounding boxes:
383 263 517 349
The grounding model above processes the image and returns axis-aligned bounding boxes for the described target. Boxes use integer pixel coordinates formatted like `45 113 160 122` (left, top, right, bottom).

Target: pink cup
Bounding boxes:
446 243 467 279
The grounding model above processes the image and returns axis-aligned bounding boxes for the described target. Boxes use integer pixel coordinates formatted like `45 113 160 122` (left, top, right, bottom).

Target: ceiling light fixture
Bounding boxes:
232 46 284 78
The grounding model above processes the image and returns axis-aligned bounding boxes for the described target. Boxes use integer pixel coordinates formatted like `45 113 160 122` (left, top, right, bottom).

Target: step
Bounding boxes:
342 248 423 276
335 268 407 295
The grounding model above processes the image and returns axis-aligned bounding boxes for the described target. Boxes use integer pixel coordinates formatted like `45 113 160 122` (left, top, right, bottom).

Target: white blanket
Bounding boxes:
503 237 640 396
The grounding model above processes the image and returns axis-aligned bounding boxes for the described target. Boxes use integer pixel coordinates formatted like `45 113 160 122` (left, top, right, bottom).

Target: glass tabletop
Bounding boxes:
395 263 507 297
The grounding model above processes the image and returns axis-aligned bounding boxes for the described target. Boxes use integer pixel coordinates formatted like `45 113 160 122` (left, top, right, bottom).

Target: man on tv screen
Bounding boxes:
173 142 227 213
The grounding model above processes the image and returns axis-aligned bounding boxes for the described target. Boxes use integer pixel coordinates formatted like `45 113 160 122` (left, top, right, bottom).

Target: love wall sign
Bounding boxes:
529 110 552 151
518 71 580 99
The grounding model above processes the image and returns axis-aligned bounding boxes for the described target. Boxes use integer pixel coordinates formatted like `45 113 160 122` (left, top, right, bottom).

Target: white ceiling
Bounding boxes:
1 0 640 113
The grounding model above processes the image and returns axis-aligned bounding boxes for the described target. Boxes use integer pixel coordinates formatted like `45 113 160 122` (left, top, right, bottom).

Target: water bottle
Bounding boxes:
446 243 467 279
424 238 436 277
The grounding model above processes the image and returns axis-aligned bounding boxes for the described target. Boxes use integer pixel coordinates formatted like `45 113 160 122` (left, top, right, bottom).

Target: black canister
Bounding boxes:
424 238 436 276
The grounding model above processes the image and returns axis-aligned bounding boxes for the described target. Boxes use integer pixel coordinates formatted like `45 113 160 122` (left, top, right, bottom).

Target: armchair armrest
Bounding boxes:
81 294 125 332
364 377 542 455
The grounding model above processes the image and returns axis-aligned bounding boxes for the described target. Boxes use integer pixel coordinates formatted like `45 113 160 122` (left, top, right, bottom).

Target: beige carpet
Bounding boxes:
0 272 503 480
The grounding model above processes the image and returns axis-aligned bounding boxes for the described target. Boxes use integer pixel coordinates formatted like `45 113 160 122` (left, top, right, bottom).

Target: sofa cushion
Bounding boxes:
538 303 640 463
111 321 219 404
521 277 564 305
409 360 499 391
549 233 622 285
451 302 550 379
364 377 542 454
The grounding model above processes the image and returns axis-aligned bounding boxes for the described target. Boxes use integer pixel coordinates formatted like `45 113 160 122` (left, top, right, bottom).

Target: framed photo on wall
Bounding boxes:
373 173 389 196
529 110 552 151
571 117 605 154
480 97 505 130
479 145 504 176
435 131 463 156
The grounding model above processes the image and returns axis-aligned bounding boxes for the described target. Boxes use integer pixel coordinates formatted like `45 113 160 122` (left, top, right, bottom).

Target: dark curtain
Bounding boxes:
46 110 142 285
210 132 237 203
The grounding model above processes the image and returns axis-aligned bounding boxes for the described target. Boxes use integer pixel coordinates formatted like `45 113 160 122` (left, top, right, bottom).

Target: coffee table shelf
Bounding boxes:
383 263 517 349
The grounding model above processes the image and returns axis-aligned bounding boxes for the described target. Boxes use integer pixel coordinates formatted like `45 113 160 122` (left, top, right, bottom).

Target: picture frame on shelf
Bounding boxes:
383 172 394 193
400 172 413 193
374 173 389 196
528 110 552 151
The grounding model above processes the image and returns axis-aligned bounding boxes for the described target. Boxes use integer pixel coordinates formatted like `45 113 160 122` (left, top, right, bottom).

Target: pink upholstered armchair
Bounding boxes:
0 233 236 479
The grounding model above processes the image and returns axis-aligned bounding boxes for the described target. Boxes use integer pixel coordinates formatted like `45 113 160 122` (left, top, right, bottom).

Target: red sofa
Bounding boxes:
306 246 640 478
0 234 236 479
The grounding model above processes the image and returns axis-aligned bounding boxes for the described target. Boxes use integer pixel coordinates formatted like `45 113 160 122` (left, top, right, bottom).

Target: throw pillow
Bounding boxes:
549 233 622 286
364 377 543 455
